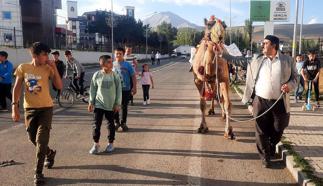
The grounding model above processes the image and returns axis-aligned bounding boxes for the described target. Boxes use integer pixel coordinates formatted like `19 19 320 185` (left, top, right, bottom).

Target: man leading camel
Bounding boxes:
221 35 297 168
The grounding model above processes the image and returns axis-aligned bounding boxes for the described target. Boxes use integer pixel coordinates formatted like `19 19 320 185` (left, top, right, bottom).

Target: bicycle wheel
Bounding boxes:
81 85 90 103
58 88 75 108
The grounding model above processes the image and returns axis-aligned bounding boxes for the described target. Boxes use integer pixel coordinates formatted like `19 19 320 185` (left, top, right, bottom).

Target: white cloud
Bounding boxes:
308 17 318 24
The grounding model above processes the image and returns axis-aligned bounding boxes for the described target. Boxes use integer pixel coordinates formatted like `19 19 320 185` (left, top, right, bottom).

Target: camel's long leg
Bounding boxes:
194 78 208 133
208 83 216 115
220 82 232 134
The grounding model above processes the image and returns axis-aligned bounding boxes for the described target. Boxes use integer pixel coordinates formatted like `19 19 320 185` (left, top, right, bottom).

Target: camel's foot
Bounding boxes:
208 109 216 115
221 112 226 120
224 126 235 140
197 127 209 134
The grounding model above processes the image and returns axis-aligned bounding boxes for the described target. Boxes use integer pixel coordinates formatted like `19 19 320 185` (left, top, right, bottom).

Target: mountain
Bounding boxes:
142 11 203 30
231 23 323 42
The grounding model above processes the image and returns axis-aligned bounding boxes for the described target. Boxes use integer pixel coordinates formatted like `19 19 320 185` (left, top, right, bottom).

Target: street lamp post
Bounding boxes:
292 0 299 58
229 0 232 44
145 28 148 60
299 0 304 54
111 0 114 57
143 12 157 60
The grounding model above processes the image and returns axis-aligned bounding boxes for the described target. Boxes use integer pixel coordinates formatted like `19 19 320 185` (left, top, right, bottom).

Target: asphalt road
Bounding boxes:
0 58 296 186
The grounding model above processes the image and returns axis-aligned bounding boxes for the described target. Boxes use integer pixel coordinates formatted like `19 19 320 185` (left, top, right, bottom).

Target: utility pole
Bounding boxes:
299 0 304 55
111 0 114 57
229 0 232 44
292 0 299 58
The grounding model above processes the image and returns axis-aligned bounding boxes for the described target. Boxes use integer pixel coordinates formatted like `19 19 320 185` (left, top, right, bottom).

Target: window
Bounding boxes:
70 7 75 12
2 11 12 20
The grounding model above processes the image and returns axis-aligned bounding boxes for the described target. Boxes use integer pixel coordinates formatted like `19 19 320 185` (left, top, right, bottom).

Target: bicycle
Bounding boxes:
58 77 90 108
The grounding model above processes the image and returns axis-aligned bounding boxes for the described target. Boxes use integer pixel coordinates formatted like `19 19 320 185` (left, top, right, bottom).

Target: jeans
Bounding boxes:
114 90 131 124
305 80 320 103
72 72 85 95
294 75 304 98
92 108 115 143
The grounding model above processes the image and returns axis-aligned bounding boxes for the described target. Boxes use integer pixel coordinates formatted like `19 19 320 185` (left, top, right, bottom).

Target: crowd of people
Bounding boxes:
1 34 321 184
0 42 156 185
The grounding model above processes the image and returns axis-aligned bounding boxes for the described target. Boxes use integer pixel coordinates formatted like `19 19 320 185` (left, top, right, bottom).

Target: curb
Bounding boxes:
232 85 316 186
276 143 316 186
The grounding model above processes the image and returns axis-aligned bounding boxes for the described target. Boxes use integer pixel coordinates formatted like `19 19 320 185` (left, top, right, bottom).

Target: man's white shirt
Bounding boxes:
255 53 282 100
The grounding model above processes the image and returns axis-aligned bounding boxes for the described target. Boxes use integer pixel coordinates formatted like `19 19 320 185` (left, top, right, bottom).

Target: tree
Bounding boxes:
244 19 253 49
156 22 177 53
174 28 203 46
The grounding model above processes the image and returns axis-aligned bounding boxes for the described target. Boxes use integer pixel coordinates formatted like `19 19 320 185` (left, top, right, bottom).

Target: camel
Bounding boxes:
192 16 235 140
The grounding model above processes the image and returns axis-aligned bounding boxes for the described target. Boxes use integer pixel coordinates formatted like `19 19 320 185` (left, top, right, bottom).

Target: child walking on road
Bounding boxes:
11 42 62 185
141 64 154 105
88 55 122 154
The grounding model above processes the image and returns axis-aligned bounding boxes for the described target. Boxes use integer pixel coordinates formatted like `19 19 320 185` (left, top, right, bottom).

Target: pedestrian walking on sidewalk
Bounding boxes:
113 47 137 132
156 51 161 65
301 50 321 107
88 55 122 154
141 64 154 105
11 42 63 185
221 35 297 168
0 51 13 111
151 51 155 65
294 54 304 103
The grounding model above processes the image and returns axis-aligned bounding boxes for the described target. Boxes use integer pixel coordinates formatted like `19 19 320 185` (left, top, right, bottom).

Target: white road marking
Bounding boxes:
187 109 203 185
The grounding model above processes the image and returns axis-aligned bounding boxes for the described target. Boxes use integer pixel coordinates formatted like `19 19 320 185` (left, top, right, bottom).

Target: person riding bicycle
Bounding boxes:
64 50 85 95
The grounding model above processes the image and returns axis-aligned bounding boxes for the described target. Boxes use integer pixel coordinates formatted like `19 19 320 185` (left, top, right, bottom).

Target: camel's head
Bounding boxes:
204 15 226 44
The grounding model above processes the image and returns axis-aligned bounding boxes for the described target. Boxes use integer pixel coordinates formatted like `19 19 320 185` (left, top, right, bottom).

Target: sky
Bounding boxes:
57 0 323 27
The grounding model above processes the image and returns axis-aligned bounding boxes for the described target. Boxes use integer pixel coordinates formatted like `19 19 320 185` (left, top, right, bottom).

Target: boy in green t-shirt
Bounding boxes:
12 42 63 185
88 55 122 154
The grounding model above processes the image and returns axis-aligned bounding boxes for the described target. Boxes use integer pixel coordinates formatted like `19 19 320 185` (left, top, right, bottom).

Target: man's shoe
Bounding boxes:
89 144 100 154
143 101 147 105
34 173 45 185
44 150 56 169
147 99 151 105
105 143 114 153
262 158 271 168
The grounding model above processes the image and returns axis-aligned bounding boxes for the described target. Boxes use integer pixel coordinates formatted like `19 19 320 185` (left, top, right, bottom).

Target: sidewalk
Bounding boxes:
235 84 323 185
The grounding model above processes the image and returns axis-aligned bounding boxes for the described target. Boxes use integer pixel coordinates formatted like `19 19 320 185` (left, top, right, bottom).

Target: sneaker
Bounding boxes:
105 143 114 153
262 158 271 168
115 122 121 130
34 173 45 185
294 96 298 103
143 101 147 105
121 123 129 132
147 99 151 105
89 144 100 154
44 149 56 169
